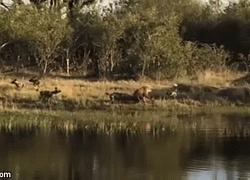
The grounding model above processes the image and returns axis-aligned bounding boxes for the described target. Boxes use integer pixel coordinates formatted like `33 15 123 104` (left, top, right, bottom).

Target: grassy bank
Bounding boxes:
0 69 248 113
1 107 250 134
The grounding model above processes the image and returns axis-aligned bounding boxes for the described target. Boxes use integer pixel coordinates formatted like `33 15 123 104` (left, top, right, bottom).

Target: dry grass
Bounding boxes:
0 74 167 101
0 69 247 111
1 70 246 96
177 69 246 87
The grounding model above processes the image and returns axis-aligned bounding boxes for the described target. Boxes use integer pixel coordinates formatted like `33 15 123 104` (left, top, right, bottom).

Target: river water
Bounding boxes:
1 113 250 180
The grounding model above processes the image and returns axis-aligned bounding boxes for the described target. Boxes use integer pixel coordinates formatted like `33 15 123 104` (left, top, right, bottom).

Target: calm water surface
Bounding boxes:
1 113 250 180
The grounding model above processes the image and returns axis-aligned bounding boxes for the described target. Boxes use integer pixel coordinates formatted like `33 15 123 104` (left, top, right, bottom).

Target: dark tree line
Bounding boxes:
179 0 250 71
0 0 250 80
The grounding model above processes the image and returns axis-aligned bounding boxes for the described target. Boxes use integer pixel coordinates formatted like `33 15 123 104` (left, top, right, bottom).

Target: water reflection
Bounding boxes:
1 113 250 179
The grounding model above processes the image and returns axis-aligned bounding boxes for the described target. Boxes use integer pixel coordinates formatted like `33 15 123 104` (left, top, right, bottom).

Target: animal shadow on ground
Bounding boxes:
8 97 63 110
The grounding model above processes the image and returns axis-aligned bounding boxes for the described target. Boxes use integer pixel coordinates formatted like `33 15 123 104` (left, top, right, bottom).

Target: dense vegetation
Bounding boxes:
0 0 250 80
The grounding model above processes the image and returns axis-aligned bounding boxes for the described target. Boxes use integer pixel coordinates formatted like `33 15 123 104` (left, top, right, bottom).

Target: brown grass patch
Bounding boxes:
0 69 247 111
177 69 246 87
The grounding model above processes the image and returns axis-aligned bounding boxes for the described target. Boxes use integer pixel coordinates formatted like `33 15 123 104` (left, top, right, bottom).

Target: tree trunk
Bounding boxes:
43 60 48 74
66 49 70 75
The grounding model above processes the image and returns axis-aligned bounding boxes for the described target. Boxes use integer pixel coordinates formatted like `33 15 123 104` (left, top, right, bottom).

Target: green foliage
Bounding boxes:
1 0 249 79
0 5 72 72
224 0 250 20
142 14 187 79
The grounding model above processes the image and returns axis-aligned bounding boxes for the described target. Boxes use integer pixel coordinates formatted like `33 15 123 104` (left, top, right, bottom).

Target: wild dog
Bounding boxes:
166 83 178 99
166 91 178 99
172 83 193 93
173 83 219 94
11 79 24 90
167 83 196 99
38 87 61 102
133 86 152 103
29 76 41 90
105 92 137 104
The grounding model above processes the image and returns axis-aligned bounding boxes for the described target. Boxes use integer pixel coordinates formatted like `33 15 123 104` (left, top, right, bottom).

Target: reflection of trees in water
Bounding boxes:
178 114 250 138
2 114 250 179
115 131 148 171
0 126 36 144
181 135 250 179
0 128 69 179
0 126 37 171
66 129 148 179
0 120 178 179
62 121 182 179
179 116 250 180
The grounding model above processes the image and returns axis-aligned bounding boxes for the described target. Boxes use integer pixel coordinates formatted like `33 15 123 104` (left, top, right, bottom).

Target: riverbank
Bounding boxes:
1 106 250 133
0 70 249 113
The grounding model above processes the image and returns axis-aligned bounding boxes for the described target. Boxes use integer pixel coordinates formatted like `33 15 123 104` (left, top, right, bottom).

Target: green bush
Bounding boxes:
0 5 72 72
0 0 248 80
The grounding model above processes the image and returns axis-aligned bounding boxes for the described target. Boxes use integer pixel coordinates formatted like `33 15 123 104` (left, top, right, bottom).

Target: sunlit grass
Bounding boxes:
0 69 247 113
0 107 250 135
177 69 245 86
